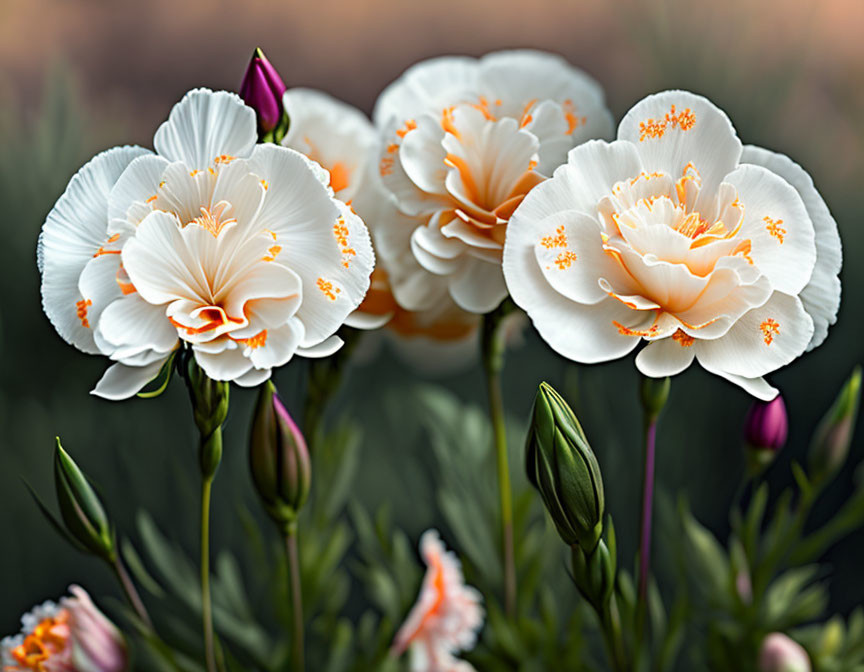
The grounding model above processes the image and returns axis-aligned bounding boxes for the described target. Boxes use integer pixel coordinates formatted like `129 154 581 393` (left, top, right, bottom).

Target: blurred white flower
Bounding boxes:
392 530 484 672
759 633 811 672
281 87 483 371
38 88 374 400
503 90 841 400
373 50 614 314
1 585 127 672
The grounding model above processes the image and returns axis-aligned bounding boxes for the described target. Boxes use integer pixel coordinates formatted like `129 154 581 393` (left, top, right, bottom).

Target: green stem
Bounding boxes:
201 475 216 672
600 597 628 672
285 528 305 672
111 555 154 632
481 304 516 618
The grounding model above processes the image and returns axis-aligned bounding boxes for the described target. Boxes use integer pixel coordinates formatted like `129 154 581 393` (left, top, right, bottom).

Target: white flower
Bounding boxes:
503 90 841 400
392 530 484 672
373 50 614 314
281 87 483 371
38 88 374 400
2 586 126 671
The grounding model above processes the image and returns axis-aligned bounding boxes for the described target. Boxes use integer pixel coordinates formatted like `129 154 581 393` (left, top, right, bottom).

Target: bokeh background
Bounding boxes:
1 0 862 636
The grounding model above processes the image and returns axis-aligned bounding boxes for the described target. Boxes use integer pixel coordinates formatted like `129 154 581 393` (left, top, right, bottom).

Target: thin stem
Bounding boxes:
636 416 657 645
201 476 216 672
600 597 628 672
285 529 305 672
112 555 154 631
481 306 516 618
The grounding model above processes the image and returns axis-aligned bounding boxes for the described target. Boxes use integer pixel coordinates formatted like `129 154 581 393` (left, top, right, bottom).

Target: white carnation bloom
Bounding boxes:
503 91 842 399
39 88 374 400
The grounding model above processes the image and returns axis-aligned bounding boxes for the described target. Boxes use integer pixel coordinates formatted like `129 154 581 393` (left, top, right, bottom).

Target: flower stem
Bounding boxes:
201 474 216 672
285 528 305 672
600 597 628 672
112 555 154 632
481 304 516 618
638 417 657 608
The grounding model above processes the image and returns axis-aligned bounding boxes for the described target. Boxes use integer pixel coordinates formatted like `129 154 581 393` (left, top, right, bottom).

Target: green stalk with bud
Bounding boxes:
526 382 626 671
250 381 311 672
183 354 229 672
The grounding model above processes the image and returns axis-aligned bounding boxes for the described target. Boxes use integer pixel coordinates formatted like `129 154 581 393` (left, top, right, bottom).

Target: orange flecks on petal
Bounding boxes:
671 328 695 347
145 194 158 204
553 250 578 270
379 155 395 177
540 225 568 249
262 245 282 262
386 142 399 154
236 329 267 349
213 154 236 165
317 277 340 301
169 307 243 336
189 169 201 177
329 162 350 193
528 159 538 171
676 211 711 239
764 216 786 243
116 265 136 295
518 98 538 128
441 107 461 139
260 179 269 191
472 96 497 121
613 318 661 338
562 99 586 135
639 104 696 141
396 119 417 139
760 318 780 345
12 612 71 669
93 233 122 257
76 299 92 328
333 218 357 268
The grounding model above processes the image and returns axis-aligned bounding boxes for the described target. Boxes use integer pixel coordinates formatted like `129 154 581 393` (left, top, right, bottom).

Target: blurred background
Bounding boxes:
1 0 862 636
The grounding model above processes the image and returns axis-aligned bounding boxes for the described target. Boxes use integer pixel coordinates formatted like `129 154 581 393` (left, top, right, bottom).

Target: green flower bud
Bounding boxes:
808 366 861 483
54 438 115 561
570 539 615 609
184 355 229 478
526 382 604 551
640 376 670 423
250 381 311 533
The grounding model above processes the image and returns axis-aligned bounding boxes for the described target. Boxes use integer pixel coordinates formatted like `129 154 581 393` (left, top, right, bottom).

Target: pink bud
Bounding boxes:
239 47 287 133
759 633 811 672
744 396 788 473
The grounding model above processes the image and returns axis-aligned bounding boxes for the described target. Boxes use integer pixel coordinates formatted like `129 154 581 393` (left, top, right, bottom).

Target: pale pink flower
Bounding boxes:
1 586 127 672
759 633 811 672
393 530 483 672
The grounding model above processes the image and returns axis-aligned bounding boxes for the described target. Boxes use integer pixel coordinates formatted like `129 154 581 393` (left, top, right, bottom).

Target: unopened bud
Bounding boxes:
744 396 788 474
54 439 115 561
526 382 604 551
570 539 614 610
185 356 229 478
250 382 311 533
640 376 670 423
808 367 861 483
239 47 288 136
759 633 811 672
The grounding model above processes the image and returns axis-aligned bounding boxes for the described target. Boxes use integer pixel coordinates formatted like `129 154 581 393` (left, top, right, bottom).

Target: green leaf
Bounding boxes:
137 351 177 398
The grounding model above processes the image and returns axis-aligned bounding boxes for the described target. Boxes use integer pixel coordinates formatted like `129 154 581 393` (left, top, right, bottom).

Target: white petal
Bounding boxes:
742 145 841 350
723 163 817 296
154 89 256 170
297 334 344 358
107 154 170 223
699 358 779 401
234 366 273 387
97 294 178 357
193 344 253 382
399 114 449 195
345 309 393 330
618 90 741 215
695 291 814 379
373 56 478 128
448 258 508 314
39 145 150 353
635 337 695 377
243 321 305 369
91 359 168 401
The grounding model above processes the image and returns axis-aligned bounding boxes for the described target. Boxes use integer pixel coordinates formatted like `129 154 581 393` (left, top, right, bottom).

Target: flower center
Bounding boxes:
11 613 70 670
188 201 236 237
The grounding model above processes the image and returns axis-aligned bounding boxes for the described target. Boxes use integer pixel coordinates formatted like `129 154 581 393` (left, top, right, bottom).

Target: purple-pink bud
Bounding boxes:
239 47 287 133
745 396 788 453
759 633 811 672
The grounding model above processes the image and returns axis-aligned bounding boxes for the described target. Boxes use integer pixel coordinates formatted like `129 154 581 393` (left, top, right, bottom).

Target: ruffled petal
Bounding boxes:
91 358 169 401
